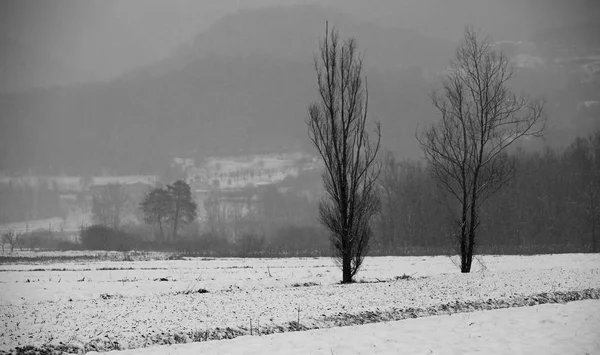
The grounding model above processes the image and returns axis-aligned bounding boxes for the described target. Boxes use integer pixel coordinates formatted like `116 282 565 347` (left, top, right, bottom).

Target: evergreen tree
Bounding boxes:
167 180 198 239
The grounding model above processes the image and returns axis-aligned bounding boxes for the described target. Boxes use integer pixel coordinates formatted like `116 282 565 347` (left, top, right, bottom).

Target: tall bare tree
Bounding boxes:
307 23 381 283
418 27 546 272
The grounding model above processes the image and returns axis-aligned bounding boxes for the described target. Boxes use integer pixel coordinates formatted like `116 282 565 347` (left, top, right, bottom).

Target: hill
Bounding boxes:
0 5 444 174
1 4 598 175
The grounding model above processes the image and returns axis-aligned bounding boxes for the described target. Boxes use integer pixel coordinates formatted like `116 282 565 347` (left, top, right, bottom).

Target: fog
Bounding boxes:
1 0 598 89
0 0 598 216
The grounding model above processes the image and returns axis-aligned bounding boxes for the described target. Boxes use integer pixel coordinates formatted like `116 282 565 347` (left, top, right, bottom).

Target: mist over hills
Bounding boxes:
325 0 600 41
0 3 599 175
0 5 444 174
1 0 598 91
159 5 454 73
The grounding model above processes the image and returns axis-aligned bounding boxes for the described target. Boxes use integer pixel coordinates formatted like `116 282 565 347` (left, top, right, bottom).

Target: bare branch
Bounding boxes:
417 26 546 273
306 23 381 283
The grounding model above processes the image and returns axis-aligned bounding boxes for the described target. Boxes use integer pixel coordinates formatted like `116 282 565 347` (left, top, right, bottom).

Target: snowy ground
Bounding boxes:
96 300 600 355
1 254 599 353
1 254 598 304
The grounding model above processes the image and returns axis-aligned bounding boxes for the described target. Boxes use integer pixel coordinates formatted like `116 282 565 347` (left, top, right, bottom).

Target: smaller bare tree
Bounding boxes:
2 230 23 253
307 23 381 283
418 27 546 272
204 192 227 235
92 183 128 230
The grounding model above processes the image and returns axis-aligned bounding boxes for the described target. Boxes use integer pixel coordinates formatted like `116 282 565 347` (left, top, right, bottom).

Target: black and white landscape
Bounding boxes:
1 1 599 354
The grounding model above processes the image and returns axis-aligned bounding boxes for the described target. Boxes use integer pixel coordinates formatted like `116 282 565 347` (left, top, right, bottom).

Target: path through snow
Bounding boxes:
96 300 600 355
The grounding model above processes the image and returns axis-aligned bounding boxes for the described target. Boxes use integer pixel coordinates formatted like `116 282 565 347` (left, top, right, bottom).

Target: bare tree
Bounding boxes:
418 27 546 272
204 192 227 236
2 230 23 253
92 183 128 230
307 23 381 283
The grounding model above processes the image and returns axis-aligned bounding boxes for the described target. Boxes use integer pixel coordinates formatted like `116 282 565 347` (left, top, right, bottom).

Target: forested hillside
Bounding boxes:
1 5 598 175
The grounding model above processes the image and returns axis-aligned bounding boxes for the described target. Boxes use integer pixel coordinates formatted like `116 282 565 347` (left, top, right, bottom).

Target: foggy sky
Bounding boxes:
2 0 598 90
0 0 314 86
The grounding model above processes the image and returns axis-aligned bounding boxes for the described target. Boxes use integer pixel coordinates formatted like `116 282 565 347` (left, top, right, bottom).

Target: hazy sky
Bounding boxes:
1 0 314 82
1 0 598 88
0 0 598 173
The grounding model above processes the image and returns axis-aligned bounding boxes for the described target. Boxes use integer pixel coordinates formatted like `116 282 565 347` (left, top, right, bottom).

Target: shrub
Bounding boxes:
80 225 134 251
19 229 79 250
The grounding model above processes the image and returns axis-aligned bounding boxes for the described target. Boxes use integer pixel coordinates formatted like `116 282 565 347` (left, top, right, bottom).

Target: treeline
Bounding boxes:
376 130 600 255
75 223 330 257
16 131 598 257
0 182 65 224
70 179 329 256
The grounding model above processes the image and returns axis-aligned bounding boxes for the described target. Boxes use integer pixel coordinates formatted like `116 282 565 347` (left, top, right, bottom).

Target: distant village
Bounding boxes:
0 152 322 233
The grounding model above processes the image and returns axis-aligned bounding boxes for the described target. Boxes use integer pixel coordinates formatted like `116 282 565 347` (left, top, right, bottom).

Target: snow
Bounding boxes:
191 152 315 189
1 254 599 352
95 300 600 355
1 254 598 304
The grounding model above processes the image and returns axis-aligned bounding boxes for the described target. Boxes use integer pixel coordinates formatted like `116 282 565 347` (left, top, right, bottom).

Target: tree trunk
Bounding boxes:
158 220 164 242
463 166 480 273
460 228 471 273
462 228 476 273
342 251 353 283
463 251 473 273
460 238 468 272
592 215 597 253
591 190 597 253
459 195 469 272
172 199 180 241
172 219 178 241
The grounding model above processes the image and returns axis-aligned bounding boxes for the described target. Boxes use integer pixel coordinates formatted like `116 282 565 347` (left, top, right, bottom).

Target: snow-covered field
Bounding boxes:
97 300 600 355
1 254 599 354
1 254 598 304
